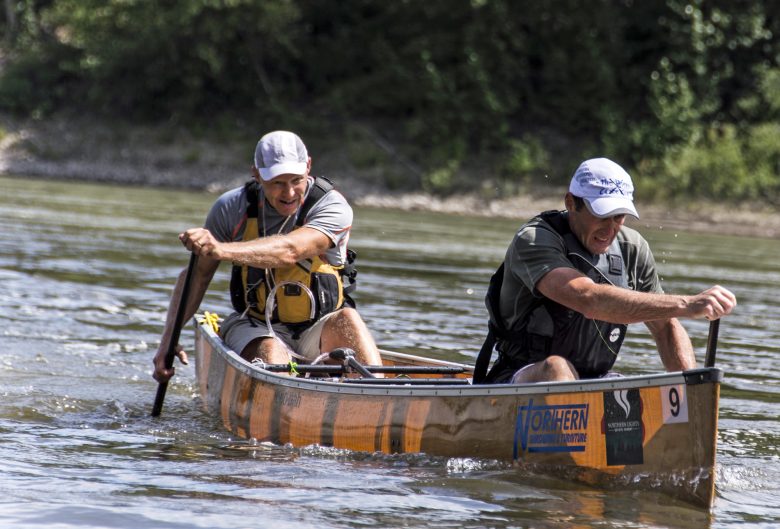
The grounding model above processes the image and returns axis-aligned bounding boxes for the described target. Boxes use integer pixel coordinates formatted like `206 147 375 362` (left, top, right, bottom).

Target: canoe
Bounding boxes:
193 318 721 508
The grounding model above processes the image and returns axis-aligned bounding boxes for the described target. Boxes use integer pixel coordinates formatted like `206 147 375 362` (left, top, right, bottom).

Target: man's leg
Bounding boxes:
510 355 578 383
319 307 382 366
240 337 291 364
221 312 293 365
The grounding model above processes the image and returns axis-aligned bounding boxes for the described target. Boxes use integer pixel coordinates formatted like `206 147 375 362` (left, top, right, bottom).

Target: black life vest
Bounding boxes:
473 210 629 383
228 176 357 326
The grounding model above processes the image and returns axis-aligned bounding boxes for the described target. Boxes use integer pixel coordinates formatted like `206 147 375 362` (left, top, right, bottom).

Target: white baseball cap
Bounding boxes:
254 131 309 181
569 158 639 219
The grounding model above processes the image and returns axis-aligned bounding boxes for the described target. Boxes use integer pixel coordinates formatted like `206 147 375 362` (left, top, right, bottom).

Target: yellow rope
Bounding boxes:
288 361 299 376
201 311 222 334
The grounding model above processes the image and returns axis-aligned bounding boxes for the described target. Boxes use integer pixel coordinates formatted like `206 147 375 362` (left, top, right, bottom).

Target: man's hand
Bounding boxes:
180 228 219 257
686 285 737 320
152 344 189 383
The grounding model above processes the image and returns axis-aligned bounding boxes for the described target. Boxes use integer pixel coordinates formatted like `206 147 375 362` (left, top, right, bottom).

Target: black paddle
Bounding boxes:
151 252 198 417
704 318 720 368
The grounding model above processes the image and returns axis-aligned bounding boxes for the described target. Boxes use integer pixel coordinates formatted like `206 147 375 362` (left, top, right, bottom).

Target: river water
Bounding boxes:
0 175 778 528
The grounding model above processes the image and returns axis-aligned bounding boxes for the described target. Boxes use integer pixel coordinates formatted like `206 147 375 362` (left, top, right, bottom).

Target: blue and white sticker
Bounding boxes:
513 399 590 459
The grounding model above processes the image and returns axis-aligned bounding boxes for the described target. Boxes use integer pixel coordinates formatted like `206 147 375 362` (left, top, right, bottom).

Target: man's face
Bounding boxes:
260 172 309 217
566 194 626 255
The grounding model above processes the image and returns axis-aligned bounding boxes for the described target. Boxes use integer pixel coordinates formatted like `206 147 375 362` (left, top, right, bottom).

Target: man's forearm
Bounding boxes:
646 318 696 371
185 226 331 269
582 284 690 324
157 259 217 356
214 235 301 269
539 269 735 325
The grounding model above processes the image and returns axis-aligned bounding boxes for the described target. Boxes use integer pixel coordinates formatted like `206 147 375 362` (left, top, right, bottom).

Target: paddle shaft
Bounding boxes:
704 318 720 368
151 253 199 417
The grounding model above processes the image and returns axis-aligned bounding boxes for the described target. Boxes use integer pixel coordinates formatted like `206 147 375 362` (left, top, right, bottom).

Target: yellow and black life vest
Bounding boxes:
229 177 357 325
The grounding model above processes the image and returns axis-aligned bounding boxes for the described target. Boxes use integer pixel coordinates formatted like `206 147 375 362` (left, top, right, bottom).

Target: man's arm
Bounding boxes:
536 267 736 324
645 318 696 371
180 226 332 268
152 256 220 382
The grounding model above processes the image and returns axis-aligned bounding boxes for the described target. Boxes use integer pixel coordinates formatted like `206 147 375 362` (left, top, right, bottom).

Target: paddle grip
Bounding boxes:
704 318 720 368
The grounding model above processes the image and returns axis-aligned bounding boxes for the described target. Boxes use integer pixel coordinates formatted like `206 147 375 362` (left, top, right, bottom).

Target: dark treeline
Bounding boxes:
1 0 779 202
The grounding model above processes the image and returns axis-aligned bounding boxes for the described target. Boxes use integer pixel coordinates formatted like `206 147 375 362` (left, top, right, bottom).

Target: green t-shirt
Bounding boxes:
499 212 663 331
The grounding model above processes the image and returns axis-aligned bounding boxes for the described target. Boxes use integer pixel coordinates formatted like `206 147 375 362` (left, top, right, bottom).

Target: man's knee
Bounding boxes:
542 355 578 379
326 307 366 332
240 338 263 361
333 306 361 324
512 355 578 383
320 308 376 354
240 337 287 363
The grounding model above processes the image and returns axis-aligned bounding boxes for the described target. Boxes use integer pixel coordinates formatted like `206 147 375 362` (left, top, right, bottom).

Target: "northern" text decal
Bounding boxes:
514 399 590 458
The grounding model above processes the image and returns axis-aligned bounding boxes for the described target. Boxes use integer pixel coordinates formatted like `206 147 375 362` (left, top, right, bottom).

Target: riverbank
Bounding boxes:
355 191 780 239
1 113 778 238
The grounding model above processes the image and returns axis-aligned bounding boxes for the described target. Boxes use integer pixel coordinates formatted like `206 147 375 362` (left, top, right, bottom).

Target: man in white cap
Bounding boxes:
154 130 382 383
475 157 737 384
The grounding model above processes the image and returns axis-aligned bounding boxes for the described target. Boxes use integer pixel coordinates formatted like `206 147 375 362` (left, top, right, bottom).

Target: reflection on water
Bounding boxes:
0 175 778 528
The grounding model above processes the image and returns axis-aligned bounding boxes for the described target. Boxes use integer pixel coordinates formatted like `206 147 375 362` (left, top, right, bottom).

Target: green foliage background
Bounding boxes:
1 0 779 202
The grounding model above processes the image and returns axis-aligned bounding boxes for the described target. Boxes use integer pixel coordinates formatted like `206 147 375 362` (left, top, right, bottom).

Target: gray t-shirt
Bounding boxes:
204 177 352 266
499 212 662 330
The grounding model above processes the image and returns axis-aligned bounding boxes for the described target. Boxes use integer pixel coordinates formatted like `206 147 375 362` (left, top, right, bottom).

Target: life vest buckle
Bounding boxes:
284 284 302 296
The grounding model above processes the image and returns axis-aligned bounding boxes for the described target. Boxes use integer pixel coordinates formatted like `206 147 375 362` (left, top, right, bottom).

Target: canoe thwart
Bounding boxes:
260 364 466 376
341 377 471 386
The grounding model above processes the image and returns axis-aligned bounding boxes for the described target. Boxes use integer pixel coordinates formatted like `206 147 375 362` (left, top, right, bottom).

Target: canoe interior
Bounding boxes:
193 321 720 508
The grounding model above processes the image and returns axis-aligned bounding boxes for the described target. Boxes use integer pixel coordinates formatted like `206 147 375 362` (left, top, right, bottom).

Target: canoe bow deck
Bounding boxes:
194 321 721 507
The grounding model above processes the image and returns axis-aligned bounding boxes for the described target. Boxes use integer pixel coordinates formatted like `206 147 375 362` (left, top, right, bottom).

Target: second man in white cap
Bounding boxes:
476 157 736 384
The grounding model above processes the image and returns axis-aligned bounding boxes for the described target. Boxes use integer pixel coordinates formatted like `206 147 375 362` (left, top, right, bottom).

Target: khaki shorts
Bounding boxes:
220 311 339 362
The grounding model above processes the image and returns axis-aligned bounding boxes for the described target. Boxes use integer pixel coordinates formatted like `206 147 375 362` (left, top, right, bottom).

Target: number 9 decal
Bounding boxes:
661 384 689 424
668 387 680 417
